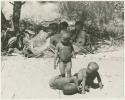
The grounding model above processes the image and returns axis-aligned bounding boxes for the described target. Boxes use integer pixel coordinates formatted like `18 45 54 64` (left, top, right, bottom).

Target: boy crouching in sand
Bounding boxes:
54 30 75 78
75 62 103 94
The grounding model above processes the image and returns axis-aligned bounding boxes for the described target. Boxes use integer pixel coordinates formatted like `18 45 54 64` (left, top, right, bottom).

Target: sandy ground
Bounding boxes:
1 47 124 99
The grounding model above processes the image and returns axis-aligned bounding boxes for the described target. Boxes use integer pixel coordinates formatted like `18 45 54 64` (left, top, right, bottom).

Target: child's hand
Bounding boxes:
85 85 90 92
99 82 103 89
78 84 86 94
72 53 76 58
81 90 86 94
54 64 57 70
77 85 82 92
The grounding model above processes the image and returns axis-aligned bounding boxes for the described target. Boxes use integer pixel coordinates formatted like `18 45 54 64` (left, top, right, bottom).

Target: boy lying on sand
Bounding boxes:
49 62 103 95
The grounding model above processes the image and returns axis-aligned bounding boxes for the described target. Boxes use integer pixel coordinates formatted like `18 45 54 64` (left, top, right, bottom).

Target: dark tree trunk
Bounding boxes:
12 1 23 35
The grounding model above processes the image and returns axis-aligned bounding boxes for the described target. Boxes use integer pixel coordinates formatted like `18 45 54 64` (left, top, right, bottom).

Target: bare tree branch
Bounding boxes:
9 2 14 6
21 1 26 5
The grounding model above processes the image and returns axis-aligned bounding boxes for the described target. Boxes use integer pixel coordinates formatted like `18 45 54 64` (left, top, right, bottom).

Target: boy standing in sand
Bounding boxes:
54 30 75 78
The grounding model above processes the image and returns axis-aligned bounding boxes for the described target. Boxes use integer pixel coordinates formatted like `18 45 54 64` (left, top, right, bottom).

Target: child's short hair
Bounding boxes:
87 62 99 71
75 21 83 27
60 21 68 29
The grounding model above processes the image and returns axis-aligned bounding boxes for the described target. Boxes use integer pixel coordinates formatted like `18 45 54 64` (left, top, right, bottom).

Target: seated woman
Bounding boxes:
70 21 93 54
73 30 93 54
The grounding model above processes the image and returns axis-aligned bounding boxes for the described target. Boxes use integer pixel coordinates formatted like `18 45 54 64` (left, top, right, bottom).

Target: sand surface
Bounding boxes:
1 48 124 99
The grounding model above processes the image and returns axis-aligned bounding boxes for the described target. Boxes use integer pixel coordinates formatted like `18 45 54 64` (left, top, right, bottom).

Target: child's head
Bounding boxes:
75 21 83 31
61 30 71 44
47 23 59 36
60 21 68 30
19 21 27 32
86 62 99 74
49 23 59 33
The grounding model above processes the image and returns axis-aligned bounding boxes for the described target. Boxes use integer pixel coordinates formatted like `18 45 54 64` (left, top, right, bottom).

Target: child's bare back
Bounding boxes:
75 62 103 94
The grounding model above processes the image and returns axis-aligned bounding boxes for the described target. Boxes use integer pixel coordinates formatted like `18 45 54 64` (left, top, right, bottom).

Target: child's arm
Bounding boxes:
72 51 76 58
10 16 14 31
71 43 76 58
71 76 79 86
81 77 86 94
54 44 59 70
78 70 86 94
96 72 103 89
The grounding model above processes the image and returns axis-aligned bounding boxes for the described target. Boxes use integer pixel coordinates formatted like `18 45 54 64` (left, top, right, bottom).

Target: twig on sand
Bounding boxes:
11 93 15 99
1 62 5 72
59 90 61 98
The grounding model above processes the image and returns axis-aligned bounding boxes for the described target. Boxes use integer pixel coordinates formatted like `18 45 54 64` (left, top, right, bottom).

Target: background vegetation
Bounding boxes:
59 1 124 46
1 1 124 50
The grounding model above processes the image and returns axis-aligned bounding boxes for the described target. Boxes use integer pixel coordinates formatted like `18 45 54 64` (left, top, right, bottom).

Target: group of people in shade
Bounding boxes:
1 19 92 57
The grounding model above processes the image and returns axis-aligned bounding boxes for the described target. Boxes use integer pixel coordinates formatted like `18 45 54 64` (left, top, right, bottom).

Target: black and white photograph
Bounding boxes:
1 0 124 99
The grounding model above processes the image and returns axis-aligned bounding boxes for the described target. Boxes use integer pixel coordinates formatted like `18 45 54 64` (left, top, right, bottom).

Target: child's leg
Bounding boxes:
66 61 72 78
59 61 66 77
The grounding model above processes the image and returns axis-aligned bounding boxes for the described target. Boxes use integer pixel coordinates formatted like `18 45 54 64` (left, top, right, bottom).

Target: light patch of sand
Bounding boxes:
1 49 124 99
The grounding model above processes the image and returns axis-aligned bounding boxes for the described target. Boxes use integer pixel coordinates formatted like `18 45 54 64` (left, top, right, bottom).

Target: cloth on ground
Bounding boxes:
23 30 51 56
